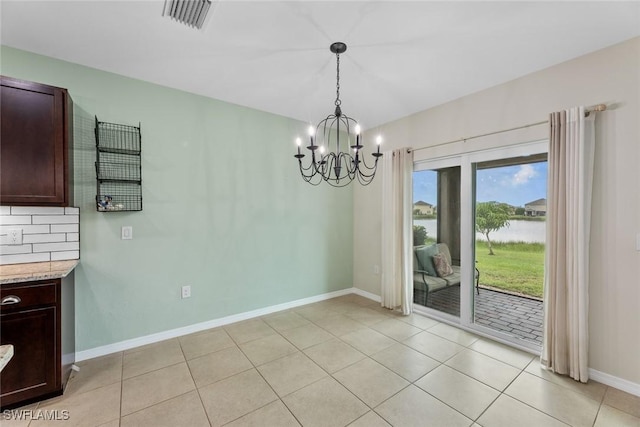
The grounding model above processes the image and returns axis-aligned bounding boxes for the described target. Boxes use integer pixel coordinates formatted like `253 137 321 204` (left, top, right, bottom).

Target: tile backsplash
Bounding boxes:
0 206 80 265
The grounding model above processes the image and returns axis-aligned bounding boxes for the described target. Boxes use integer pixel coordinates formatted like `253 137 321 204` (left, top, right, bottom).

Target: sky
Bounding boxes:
413 161 547 207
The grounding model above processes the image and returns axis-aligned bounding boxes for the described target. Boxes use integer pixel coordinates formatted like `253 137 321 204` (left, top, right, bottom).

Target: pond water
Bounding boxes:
414 219 546 243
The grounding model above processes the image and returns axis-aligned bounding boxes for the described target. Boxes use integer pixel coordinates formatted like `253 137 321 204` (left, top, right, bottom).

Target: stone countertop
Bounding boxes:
0 344 14 372
0 260 79 285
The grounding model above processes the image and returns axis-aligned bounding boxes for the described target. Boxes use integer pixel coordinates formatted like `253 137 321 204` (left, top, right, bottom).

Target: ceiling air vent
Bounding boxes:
163 0 213 29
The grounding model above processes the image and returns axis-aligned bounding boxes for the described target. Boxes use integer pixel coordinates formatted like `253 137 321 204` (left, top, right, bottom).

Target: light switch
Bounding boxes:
121 226 133 240
636 233 640 251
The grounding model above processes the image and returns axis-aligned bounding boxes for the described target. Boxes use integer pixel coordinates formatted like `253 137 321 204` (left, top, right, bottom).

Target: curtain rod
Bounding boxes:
411 104 607 153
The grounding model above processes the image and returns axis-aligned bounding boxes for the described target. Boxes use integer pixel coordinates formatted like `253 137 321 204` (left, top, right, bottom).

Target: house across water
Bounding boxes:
525 198 547 216
413 200 435 215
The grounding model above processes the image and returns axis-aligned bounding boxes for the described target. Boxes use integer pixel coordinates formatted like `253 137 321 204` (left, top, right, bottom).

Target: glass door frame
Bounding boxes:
413 140 548 353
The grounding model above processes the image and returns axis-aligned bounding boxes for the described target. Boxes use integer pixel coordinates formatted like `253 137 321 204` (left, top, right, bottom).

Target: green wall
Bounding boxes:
1 46 354 351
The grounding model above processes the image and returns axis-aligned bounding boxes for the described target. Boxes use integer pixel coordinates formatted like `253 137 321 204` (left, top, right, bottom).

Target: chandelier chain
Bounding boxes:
335 53 341 106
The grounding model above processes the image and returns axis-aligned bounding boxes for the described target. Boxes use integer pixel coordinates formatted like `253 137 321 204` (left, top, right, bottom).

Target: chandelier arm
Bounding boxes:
341 152 357 177
301 160 323 184
317 151 330 177
323 155 352 188
318 114 336 136
326 179 352 188
352 153 378 179
338 115 356 153
322 116 339 151
299 162 318 181
298 160 317 173
303 173 322 186
357 173 375 186
357 163 378 184
334 153 346 184
299 156 321 175
357 150 381 171
355 162 380 179
329 152 340 182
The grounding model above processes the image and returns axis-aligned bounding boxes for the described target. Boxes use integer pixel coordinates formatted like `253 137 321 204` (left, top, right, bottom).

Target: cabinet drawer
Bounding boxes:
0 281 57 312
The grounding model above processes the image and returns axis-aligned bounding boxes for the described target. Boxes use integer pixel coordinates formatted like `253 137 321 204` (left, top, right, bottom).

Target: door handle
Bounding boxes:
1 295 21 305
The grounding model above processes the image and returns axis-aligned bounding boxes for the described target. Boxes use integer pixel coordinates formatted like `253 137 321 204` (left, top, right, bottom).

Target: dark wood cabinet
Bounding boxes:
0 76 73 206
0 276 75 409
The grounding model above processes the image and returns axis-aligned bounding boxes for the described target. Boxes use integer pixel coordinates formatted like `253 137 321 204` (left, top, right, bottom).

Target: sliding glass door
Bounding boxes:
473 154 547 347
412 141 547 349
413 159 461 320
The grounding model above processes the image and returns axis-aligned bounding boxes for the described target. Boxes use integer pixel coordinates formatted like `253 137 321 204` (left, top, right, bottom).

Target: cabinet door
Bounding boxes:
0 306 57 407
0 77 69 206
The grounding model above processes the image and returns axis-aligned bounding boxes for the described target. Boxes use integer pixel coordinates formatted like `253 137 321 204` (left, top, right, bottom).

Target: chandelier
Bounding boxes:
294 42 382 187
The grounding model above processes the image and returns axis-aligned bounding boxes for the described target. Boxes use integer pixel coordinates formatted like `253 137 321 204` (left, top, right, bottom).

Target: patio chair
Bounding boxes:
413 243 481 306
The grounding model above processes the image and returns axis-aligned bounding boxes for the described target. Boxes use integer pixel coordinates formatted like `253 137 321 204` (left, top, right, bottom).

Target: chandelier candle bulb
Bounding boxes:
374 136 383 157
294 137 305 159
308 125 315 148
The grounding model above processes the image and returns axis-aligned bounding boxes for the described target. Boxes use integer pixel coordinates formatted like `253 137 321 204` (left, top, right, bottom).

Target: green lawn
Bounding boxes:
475 240 545 298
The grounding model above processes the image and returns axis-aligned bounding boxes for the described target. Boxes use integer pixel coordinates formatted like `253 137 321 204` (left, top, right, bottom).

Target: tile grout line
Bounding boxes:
119 389 200 424
119 351 124 426
177 337 213 427
590 384 611 427
501 370 598 426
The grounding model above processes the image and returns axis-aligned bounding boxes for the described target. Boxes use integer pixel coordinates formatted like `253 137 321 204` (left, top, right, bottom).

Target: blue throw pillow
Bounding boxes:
415 244 439 276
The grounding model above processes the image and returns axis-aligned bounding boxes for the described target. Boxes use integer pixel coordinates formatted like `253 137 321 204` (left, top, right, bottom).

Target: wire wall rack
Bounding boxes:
95 116 142 212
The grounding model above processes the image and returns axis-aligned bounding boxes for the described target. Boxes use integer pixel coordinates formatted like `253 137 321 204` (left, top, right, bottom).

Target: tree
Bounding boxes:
475 201 510 255
515 206 525 215
413 225 428 246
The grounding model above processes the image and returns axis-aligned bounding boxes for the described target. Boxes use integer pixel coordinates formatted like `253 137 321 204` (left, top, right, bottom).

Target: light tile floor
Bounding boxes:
3 294 639 427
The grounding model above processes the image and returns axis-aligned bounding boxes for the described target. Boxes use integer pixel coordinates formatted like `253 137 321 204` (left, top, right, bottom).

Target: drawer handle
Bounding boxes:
1 295 21 305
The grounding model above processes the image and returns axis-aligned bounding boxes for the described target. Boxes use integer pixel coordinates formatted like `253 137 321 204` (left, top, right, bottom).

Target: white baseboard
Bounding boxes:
75 286 640 398
589 368 640 397
76 287 353 362
351 287 381 303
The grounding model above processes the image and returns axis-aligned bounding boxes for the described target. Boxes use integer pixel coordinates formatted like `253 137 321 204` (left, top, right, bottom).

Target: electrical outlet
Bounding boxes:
121 226 133 240
181 285 191 299
7 228 23 245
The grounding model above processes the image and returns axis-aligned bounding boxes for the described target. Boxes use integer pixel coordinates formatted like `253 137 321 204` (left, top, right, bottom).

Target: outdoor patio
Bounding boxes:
414 285 543 345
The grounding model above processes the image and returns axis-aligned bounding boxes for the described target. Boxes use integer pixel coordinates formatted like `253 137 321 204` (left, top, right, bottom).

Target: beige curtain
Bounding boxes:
542 106 595 382
381 148 414 314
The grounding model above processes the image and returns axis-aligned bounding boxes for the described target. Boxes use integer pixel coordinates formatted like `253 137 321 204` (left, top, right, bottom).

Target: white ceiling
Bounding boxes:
1 1 639 129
